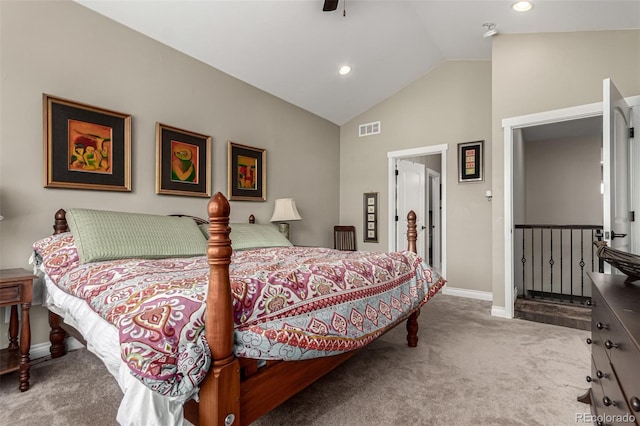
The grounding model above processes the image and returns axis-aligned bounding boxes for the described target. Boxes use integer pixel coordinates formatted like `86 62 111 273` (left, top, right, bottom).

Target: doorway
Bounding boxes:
502 86 640 319
387 144 447 278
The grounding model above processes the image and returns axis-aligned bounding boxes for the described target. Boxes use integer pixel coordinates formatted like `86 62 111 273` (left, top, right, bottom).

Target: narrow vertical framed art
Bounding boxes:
156 123 211 197
363 192 378 243
458 140 484 183
227 141 266 201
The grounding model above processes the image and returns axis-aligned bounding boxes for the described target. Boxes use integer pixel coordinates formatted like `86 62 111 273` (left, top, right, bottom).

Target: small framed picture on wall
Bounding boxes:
228 141 266 201
156 123 211 197
458 140 484 183
363 192 378 243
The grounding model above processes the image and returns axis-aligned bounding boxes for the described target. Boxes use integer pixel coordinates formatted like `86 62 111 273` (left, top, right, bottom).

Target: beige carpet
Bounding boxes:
0 294 591 425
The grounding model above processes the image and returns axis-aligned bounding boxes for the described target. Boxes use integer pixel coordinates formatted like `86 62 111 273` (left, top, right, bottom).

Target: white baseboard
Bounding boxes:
491 306 508 318
442 285 493 301
30 342 51 360
30 337 85 360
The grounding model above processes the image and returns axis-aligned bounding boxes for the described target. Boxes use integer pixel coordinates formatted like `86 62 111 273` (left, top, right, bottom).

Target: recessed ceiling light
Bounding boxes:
338 65 351 75
512 1 533 12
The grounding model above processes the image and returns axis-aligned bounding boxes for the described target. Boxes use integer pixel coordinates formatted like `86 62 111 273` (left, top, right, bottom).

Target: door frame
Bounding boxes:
502 96 640 319
427 168 441 272
387 144 448 282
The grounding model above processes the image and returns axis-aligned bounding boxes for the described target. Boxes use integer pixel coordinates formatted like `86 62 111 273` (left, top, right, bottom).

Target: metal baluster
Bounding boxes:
540 228 543 297
549 228 554 298
579 230 586 300
521 228 526 298
570 229 574 304
560 229 563 299
531 228 534 298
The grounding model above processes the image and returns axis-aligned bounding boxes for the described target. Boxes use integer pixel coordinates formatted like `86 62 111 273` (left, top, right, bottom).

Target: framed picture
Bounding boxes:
363 192 378 243
43 94 131 191
228 141 266 201
458 140 484 183
156 123 211 197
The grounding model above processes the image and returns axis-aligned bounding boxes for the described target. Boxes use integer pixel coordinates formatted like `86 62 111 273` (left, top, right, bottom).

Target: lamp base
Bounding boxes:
277 222 290 240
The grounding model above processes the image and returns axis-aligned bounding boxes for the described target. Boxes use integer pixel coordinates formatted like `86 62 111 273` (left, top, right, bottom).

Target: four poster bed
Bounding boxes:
32 192 445 426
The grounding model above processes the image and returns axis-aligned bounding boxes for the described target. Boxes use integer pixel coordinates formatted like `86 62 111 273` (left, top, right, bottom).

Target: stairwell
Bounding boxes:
514 298 591 330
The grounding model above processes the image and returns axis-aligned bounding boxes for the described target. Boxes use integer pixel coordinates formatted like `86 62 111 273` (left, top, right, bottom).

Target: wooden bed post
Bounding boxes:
405 210 420 347
50 209 68 358
198 193 241 426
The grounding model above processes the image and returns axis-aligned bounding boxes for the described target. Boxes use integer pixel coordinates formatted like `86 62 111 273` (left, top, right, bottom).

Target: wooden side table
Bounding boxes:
0 268 35 391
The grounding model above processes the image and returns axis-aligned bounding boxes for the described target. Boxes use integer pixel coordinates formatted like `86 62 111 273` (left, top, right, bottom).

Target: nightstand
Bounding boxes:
0 268 35 391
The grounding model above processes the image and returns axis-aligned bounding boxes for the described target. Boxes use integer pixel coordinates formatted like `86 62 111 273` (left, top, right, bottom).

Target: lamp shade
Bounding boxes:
270 198 302 222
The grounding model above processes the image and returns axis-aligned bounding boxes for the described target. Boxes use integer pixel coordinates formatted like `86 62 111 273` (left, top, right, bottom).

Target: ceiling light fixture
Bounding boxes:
482 23 498 38
512 1 533 12
338 65 351 75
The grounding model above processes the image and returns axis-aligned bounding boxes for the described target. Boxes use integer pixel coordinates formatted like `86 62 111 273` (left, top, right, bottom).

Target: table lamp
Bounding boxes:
270 198 302 240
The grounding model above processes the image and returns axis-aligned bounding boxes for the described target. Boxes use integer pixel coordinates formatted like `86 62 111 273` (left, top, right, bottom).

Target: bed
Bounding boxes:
32 192 445 426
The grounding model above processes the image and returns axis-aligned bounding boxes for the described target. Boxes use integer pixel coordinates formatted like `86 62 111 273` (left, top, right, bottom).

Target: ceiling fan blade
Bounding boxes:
323 0 339 11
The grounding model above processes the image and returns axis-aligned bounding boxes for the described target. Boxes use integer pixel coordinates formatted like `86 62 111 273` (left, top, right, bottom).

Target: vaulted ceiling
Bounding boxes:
76 1 640 125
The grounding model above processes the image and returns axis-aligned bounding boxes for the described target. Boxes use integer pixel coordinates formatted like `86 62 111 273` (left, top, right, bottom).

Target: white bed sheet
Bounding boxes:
41 270 192 426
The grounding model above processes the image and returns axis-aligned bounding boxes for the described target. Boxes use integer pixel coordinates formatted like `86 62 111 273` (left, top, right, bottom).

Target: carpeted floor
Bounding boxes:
0 294 591 425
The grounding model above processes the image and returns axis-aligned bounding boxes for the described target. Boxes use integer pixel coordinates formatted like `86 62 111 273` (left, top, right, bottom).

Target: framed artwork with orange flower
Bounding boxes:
156 123 211 197
43 94 131 191
227 141 266 201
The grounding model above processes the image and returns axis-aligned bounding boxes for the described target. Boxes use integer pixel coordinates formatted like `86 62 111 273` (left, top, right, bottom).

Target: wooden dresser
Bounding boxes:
582 272 640 425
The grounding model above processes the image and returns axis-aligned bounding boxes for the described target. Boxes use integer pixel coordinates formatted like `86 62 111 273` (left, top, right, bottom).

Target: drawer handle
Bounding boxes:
586 299 592 307
596 370 608 379
586 375 595 383
604 340 619 350
630 396 640 412
603 396 616 407
586 338 593 345
596 322 608 330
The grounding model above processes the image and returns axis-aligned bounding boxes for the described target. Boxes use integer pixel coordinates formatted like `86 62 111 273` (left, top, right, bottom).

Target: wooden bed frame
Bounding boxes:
47 192 423 426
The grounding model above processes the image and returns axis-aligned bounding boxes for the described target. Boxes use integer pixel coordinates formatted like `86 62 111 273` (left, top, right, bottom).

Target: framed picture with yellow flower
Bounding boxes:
43 94 131 191
228 141 266 201
156 123 211 197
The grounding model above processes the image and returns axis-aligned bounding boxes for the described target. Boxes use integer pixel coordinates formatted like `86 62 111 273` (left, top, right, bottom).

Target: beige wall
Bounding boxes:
340 61 493 294
525 135 602 225
0 1 340 346
492 30 640 308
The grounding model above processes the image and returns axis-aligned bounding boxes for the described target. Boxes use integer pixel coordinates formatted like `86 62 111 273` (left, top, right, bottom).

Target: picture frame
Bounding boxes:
458 140 484 183
43 94 131 191
228 141 266 201
156 123 211 197
363 192 378 243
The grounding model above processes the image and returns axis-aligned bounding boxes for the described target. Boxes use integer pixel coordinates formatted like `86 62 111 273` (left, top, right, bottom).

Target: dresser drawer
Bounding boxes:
0 284 21 306
609 328 640 420
591 344 614 390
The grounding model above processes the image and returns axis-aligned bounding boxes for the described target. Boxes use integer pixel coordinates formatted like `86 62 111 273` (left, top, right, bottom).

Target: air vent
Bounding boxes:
359 121 381 137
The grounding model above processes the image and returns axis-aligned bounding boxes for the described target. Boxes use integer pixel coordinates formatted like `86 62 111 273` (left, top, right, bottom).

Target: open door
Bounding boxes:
396 159 426 260
602 78 632 266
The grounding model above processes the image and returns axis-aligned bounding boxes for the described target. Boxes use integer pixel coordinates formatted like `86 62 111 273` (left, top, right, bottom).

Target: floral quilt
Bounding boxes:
33 233 445 398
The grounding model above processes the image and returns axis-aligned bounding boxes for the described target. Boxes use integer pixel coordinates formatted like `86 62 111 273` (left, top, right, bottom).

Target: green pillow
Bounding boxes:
199 223 292 250
66 208 207 263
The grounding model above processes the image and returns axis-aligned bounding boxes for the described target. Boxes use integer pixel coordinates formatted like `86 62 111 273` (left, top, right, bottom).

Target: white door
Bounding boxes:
632 106 640 255
603 78 632 264
396 159 426 259
427 169 441 271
